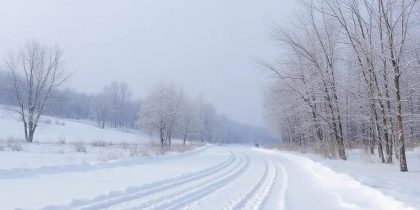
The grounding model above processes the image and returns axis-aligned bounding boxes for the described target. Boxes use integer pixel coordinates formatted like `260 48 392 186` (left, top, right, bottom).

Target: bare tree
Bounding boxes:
197 96 216 143
175 93 198 145
90 92 110 129
267 4 347 159
104 81 132 128
136 83 184 147
6 41 67 143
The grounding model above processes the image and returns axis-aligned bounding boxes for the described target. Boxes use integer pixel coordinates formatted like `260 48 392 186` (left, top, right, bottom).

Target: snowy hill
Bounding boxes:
0 106 199 170
0 105 145 144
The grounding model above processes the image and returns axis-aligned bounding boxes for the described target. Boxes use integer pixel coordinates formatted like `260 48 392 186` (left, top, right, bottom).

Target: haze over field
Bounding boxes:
0 0 295 126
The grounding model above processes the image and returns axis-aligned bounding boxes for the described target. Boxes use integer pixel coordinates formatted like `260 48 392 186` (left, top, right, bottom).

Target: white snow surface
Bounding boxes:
300 148 420 209
0 106 144 144
0 107 418 209
0 145 417 210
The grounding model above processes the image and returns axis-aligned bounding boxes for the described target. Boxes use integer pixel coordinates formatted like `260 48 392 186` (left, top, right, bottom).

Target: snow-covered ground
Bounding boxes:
0 106 144 144
299 148 420 209
0 107 198 171
0 144 418 210
265 148 419 210
1 108 419 209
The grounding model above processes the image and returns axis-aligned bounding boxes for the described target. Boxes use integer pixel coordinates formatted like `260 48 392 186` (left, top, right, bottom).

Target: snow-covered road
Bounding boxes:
0 146 415 210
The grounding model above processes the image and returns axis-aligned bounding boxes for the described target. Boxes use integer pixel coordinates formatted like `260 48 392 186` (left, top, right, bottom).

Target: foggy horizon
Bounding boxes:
0 0 296 127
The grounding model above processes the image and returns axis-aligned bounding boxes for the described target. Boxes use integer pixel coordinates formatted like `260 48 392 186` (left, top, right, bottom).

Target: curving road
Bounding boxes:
0 146 413 210
51 146 284 210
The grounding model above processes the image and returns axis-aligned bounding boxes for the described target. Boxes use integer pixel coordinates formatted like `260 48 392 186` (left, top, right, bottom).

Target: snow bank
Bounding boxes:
264 148 420 209
305 149 420 209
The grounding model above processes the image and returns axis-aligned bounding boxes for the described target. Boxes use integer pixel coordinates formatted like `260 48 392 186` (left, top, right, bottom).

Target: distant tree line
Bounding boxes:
0 42 274 146
136 83 276 146
0 70 139 129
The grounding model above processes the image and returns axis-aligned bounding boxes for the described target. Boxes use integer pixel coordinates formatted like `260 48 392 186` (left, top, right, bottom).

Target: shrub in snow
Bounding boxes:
119 142 131 150
58 137 66 145
171 144 196 153
74 141 87 153
129 144 141 157
91 140 107 147
129 144 150 157
55 120 66 126
151 145 168 155
310 143 336 159
6 138 23 152
99 150 125 162
43 118 52 124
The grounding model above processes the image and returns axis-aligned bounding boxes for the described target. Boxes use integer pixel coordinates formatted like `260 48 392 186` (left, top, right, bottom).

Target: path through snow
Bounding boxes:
0 146 415 210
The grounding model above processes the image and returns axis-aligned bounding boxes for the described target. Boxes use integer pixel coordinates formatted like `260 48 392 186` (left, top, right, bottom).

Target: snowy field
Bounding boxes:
0 108 419 209
0 145 418 210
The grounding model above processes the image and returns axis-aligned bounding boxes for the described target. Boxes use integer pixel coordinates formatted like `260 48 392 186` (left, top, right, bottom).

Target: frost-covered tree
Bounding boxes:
264 0 419 171
176 96 200 144
6 41 67 143
103 81 133 128
137 83 184 147
197 96 216 143
90 92 110 129
90 81 138 129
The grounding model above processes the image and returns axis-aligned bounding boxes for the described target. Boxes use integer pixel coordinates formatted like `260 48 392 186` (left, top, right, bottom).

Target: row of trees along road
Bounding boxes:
264 0 419 172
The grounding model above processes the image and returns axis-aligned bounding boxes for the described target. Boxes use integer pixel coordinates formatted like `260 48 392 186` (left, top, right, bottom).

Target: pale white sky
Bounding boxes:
0 0 295 126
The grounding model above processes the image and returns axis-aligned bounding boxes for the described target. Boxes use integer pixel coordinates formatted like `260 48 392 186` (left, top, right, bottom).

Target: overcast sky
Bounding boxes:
0 0 295 127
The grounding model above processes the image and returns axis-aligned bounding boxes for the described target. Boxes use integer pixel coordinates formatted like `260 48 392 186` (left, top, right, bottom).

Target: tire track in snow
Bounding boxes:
178 150 263 210
269 160 288 210
120 152 251 210
229 157 277 210
253 149 289 210
43 149 236 210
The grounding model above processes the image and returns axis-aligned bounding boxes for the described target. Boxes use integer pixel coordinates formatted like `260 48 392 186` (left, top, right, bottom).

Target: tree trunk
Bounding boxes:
408 90 416 142
160 128 165 147
378 139 385 163
24 121 29 143
394 76 408 172
28 128 35 143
